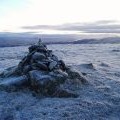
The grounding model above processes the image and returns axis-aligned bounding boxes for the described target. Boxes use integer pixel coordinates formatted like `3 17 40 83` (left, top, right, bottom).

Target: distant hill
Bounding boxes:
73 37 120 44
0 32 120 47
0 32 76 47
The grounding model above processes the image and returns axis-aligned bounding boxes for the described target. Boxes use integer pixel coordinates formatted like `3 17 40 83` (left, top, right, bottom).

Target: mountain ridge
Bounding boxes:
0 34 120 47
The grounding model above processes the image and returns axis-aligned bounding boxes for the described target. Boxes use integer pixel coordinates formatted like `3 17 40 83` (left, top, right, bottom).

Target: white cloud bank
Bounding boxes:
0 0 120 33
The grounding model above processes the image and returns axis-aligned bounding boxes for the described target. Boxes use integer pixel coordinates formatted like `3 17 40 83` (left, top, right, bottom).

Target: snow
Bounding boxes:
0 44 120 119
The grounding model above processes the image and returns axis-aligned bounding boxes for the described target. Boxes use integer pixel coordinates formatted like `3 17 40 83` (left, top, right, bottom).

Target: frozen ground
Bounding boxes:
0 44 120 120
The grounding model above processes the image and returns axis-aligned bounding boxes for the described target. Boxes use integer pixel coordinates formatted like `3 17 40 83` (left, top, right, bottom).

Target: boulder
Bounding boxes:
47 50 53 57
66 67 87 84
29 70 57 94
32 52 46 61
23 65 32 74
0 66 18 78
29 70 68 95
29 70 49 86
52 69 68 78
49 61 58 71
49 69 68 84
29 45 38 53
58 60 66 71
51 55 58 61
36 62 48 71
0 75 28 91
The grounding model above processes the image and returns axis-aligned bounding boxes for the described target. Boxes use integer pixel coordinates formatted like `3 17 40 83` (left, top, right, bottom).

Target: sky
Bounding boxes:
0 0 120 35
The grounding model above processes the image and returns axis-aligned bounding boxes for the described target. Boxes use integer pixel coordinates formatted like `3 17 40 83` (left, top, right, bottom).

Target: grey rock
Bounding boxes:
0 75 28 91
31 63 47 71
19 52 34 66
0 66 18 78
29 70 68 95
49 61 58 71
23 65 32 74
47 50 53 57
53 69 68 78
29 70 48 86
51 55 58 61
37 62 48 71
32 52 46 61
37 47 47 53
66 67 87 84
58 60 66 71
29 45 38 53
29 70 56 94
28 44 47 53
49 70 68 84
31 63 39 70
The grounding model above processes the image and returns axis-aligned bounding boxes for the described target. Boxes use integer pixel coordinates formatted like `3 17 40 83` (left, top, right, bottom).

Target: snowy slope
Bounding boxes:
0 44 120 119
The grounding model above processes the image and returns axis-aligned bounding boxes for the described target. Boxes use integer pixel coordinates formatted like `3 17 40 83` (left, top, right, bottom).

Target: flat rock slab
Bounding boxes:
29 70 66 89
0 75 28 91
32 52 46 61
49 61 58 70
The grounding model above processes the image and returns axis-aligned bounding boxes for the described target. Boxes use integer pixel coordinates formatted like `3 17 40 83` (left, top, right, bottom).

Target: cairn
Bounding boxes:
0 40 87 97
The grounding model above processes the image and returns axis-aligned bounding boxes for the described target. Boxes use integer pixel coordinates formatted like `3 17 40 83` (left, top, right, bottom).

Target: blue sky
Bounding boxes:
0 0 27 16
0 0 120 35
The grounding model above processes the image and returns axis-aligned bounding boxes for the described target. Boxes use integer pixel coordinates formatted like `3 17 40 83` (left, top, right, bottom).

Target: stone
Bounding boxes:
49 61 58 71
49 70 68 85
17 51 35 72
31 62 48 71
37 62 48 71
29 45 38 53
58 60 66 71
29 70 69 95
23 65 32 74
29 70 65 87
51 55 58 61
32 52 46 61
0 66 18 78
47 50 52 57
29 70 57 94
29 70 48 86
0 75 28 91
37 47 47 53
66 67 87 84
52 69 68 78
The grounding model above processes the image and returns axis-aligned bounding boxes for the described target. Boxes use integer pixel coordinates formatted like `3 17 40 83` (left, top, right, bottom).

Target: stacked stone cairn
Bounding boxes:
0 40 87 97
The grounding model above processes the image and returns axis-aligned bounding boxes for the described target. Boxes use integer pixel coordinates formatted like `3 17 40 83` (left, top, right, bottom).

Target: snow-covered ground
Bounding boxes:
0 44 120 120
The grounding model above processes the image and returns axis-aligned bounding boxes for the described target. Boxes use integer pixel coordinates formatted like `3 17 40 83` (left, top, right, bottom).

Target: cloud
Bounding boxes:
22 20 120 33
